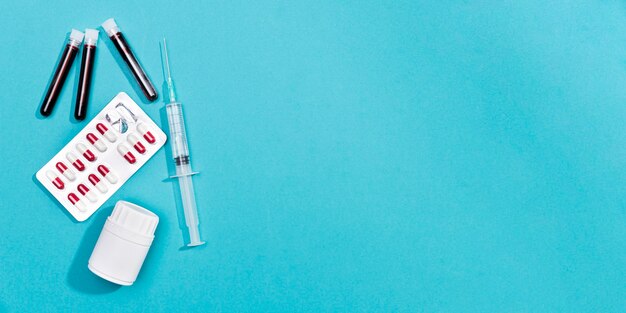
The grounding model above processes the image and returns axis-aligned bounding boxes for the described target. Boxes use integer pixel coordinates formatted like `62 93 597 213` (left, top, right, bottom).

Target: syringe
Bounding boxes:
161 38 205 247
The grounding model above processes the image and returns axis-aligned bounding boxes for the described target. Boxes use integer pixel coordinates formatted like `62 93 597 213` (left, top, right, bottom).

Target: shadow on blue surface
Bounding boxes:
66 206 121 294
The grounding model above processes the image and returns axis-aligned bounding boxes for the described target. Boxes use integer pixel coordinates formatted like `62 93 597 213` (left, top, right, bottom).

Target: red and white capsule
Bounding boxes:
97 164 118 184
86 132 107 152
127 133 146 154
77 183 97 203
137 123 156 144
55 161 75 181
68 193 86 212
96 123 117 142
76 143 96 162
88 174 108 193
117 143 136 164
46 170 64 190
66 152 85 171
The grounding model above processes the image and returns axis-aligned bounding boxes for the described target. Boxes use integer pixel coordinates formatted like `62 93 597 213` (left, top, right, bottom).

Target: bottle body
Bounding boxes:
88 201 158 286
88 221 151 285
75 44 96 120
109 32 158 101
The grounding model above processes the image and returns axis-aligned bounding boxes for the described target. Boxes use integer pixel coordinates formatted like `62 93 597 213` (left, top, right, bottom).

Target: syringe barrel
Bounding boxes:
178 169 204 246
166 102 191 167
178 174 199 226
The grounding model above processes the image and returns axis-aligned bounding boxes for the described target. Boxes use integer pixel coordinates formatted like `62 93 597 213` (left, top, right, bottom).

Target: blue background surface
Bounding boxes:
2 1 626 312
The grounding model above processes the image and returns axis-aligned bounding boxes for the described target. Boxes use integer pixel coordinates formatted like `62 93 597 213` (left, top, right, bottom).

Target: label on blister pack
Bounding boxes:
36 92 167 221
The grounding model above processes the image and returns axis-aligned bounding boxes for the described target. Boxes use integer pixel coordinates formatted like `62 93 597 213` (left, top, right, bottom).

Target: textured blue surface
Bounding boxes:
2 1 626 312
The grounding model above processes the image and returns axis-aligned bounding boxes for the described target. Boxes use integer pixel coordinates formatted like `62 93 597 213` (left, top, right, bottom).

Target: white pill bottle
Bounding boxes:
88 201 159 285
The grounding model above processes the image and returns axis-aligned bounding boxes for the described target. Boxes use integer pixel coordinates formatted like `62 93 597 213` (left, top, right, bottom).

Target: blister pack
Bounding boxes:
36 92 167 221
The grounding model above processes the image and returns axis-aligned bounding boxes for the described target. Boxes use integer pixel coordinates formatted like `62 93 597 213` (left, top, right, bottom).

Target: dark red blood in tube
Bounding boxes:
75 44 96 120
109 32 158 101
40 44 80 116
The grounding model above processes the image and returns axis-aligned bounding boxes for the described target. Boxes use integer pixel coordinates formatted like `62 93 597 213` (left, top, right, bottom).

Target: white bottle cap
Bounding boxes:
84 28 99 46
88 201 159 286
101 18 120 37
69 29 84 46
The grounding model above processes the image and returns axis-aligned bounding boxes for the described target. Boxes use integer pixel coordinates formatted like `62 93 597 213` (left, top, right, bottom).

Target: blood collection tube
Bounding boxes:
75 29 99 121
40 30 84 117
101 18 158 102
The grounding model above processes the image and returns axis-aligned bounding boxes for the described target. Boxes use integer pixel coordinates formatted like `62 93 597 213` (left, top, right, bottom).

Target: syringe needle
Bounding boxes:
162 38 172 80
161 38 177 103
